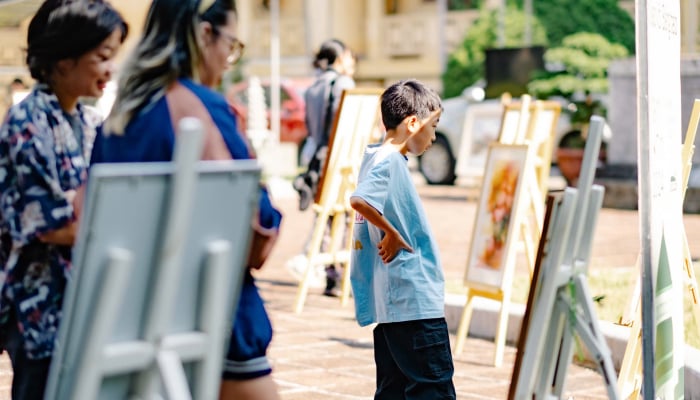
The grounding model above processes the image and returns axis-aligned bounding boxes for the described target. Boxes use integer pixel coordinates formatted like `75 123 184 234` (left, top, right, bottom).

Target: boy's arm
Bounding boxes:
350 196 413 264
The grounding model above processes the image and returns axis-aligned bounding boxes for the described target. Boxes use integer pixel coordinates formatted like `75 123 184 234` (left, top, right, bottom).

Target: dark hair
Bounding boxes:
380 79 442 130
26 0 128 84
105 0 236 135
312 38 346 70
200 0 233 37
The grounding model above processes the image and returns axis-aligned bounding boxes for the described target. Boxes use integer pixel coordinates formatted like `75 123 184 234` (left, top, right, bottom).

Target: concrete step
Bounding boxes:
444 293 700 397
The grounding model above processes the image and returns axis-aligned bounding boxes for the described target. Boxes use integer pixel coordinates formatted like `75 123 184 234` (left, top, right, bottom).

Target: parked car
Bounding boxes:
419 88 600 185
225 78 313 146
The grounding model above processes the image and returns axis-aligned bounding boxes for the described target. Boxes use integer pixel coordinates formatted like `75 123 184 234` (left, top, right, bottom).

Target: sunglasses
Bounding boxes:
218 30 245 65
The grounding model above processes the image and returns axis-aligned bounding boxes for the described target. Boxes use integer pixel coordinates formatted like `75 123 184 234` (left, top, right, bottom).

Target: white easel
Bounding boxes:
617 98 700 399
293 89 383 314
45 118 260 400
511 116 620 399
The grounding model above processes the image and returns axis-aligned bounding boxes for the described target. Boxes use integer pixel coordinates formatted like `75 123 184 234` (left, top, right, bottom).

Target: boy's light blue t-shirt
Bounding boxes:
350 144 445 327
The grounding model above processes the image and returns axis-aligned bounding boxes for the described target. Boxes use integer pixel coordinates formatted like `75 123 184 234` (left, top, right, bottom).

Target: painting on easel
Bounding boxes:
465 143 530 289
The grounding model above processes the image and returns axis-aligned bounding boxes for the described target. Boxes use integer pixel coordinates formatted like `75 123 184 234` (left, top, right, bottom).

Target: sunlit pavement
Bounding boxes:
256 173 700 399
0 174 698 399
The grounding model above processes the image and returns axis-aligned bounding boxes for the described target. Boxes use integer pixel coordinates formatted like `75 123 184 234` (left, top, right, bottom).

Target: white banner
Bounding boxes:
636 0 685 397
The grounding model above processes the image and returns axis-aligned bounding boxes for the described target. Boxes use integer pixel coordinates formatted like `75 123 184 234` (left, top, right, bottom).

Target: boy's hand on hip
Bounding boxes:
377 231 414 264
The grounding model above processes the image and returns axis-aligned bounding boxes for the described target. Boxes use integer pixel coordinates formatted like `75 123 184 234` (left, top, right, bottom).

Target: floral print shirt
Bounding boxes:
0 85 99 359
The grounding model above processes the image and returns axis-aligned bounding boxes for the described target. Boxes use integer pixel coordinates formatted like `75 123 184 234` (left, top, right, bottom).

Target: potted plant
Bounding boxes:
555 95 608 185
527 32 626 185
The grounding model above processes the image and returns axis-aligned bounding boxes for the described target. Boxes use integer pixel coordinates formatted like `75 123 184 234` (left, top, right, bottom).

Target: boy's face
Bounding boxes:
406 109 441 156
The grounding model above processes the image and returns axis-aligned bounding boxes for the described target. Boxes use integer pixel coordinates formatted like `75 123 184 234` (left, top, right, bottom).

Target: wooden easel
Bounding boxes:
454 96 561 367
293 88 383 314
454 142 532 367
617 99 700 399
498 96 562 274
511 116 620 400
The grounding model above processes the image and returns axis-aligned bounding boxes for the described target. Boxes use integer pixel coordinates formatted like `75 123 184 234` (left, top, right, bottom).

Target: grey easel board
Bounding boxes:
510 116 620 399
46 119 260 400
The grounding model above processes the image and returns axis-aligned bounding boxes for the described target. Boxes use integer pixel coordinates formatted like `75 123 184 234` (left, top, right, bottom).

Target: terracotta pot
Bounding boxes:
556 147 607 187
556 147 585 186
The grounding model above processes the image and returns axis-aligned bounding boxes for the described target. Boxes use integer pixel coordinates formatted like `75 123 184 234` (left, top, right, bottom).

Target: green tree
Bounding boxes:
441 6 548 98
527 32 628 99
510 0 635 53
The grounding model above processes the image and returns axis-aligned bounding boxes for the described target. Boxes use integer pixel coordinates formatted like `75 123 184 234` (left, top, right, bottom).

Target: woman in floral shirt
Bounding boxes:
0 1 127 398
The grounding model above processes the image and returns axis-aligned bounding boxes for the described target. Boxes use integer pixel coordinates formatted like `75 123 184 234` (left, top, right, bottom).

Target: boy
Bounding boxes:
350 79 456 399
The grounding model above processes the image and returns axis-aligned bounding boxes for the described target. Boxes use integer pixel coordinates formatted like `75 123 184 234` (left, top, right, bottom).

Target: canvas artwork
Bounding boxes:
465 144 529 289
455 101 504 180
498 107 527 144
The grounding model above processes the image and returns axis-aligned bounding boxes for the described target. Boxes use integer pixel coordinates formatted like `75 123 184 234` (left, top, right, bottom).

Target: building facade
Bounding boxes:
0 0 696 102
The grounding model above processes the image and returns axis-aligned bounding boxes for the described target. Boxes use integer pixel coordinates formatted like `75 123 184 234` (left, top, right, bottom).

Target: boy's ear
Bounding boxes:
406 115 420 133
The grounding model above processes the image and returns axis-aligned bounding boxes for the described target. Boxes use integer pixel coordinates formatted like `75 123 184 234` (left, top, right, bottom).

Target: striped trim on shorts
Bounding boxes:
222 355 272 380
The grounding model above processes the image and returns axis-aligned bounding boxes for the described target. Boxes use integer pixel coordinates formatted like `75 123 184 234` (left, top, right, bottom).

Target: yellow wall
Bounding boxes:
111 0 149 66
0 0 691 104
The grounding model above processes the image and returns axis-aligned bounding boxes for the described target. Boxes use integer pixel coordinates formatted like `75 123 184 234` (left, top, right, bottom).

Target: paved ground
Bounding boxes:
0 173 698 399
254 177 694 400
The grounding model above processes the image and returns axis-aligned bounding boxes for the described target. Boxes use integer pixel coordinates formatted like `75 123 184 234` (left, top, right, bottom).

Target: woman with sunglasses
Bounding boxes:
93 0 281 399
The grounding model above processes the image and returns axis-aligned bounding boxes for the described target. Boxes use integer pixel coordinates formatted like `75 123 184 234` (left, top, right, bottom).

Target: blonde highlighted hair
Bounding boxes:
104 0 235 135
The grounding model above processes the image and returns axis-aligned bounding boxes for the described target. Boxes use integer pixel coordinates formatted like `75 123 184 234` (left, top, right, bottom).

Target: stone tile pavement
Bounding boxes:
252 178 700 399
0 176 697 399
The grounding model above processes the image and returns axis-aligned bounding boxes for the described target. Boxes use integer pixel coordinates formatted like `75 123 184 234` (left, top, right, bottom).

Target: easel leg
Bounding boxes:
520 217 538 279
454 292 474 355
493 294 511 367
572 275 620 400
682 234 700 330
535 297 568 398
72 248 133 400
617 318 642 399
294 210 330 314
157 350 193 400
340 210 355 306
550 299 575 398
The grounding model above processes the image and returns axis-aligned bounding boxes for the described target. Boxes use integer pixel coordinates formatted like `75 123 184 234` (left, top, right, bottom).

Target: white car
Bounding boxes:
418 88 594 185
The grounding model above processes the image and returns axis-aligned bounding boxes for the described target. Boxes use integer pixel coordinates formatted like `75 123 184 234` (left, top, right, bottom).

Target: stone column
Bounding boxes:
236 0 253 44
681 0 698 53
303 0 331 52
365 0 383 61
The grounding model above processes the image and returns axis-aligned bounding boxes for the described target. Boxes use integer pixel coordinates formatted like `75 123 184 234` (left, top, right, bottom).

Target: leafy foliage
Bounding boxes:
509 0 635 53
441 7 547 98
527 32 628 99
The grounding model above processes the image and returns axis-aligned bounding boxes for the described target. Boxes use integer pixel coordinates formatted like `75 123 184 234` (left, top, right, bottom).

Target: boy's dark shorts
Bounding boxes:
374 318 456 399
223 273 273 380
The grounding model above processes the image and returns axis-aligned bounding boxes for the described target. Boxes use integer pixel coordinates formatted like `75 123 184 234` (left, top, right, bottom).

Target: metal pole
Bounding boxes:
634 0 655 396
270 0 281 143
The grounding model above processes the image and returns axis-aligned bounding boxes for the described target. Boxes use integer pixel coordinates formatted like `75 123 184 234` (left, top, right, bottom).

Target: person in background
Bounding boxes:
9 78 30 105
0 1 127 398
289 39 356 296
350 79 456 399
94 0 281 399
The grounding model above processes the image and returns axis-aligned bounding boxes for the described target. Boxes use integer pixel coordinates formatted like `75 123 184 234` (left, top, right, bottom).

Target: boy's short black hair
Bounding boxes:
380 79 442 130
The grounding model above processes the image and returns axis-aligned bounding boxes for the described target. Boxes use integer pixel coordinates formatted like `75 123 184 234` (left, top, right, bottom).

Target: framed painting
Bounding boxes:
464 143 531 290
455 101 504 181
